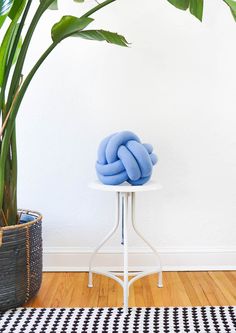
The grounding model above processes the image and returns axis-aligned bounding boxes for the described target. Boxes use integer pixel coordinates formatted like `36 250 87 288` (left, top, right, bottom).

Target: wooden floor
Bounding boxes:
26 272 236 308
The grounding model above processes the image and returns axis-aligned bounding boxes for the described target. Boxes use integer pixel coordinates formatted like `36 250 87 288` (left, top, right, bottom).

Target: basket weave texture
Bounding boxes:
0 210 42 311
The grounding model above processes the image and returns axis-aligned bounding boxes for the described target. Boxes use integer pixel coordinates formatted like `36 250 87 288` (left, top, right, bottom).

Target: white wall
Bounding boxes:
17 0 236 270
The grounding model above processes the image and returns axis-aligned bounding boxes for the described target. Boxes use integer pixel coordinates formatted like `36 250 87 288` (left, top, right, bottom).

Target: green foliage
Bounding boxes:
0 14 7 28
167 0 203 21
189 0 203 21
51 16 94 42
167 0 189 11
8 0 25 19
75 30 129 47
0 0 235 226
0 0 127 226
12 36 22 64
0 23 19 87
167 0 236 21
224 0 236 10
224 0 236 20
0 0 26 87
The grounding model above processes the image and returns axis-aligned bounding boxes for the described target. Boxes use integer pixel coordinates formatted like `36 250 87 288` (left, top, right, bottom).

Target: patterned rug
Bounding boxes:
0 306 236 332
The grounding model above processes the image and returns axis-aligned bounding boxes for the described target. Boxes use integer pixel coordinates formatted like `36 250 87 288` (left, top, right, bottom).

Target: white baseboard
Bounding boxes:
43 246 236 272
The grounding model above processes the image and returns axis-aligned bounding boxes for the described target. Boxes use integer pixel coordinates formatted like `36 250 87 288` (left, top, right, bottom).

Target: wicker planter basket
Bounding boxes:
0 210 42 311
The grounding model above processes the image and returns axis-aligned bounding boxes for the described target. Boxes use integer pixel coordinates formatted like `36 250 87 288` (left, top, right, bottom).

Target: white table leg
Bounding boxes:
131 192 163 288
88 192 120 288
122 192 129 314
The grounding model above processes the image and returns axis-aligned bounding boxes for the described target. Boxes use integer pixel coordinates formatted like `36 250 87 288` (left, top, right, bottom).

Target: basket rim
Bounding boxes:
1 209 42 231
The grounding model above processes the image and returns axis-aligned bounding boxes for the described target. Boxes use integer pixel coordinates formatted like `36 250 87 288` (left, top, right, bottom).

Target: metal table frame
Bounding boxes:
88 182 163 314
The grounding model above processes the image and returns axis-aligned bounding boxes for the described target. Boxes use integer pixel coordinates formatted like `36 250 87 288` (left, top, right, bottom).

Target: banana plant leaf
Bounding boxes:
8 0 25 19
224 0 236 20
75 29 129 47
51 16 94 42
167 0 189 10
167 0 236 21
189 0 203 21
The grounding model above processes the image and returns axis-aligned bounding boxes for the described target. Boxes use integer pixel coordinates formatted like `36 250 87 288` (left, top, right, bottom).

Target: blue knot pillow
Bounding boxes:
96 131 158 185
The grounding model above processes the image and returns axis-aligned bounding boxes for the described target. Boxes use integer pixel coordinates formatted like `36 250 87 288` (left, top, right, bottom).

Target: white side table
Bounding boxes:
88 181 163 313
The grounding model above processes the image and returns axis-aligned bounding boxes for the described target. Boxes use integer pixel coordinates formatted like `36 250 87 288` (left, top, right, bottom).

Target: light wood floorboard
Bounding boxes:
26 272 236 308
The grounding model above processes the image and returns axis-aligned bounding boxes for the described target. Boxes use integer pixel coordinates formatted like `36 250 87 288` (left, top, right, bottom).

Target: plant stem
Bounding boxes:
10 127 17 224
0 0 32 108
0 0 31 113
81 0 116 18
6 0 55 115
0 76 23 137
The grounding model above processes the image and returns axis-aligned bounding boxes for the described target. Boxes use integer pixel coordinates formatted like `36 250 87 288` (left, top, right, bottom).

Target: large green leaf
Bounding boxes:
167 0 205 20
230 8 236 21
75 29 129 47
167 0 189 10
224 0 236 10
51 16 93 42
224 0 236 20
189 0 203 21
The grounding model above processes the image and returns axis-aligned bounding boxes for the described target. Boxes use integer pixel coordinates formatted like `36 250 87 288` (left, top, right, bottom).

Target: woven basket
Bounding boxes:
0 209 42 311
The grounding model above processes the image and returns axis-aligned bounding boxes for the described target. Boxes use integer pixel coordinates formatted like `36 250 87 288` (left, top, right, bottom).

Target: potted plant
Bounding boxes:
0 0 235 311
0 0 129 310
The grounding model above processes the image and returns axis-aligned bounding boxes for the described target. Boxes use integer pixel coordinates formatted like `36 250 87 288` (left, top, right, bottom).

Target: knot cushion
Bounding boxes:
96 131 158 185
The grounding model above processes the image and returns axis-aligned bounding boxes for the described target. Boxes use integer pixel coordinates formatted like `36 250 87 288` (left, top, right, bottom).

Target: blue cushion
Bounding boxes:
96 131 158 186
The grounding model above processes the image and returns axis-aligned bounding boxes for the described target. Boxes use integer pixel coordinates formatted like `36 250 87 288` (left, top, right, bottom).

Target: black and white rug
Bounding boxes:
0 306 236 332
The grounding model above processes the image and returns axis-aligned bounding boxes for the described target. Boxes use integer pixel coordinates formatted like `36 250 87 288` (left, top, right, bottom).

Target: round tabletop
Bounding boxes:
89 180 162 193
